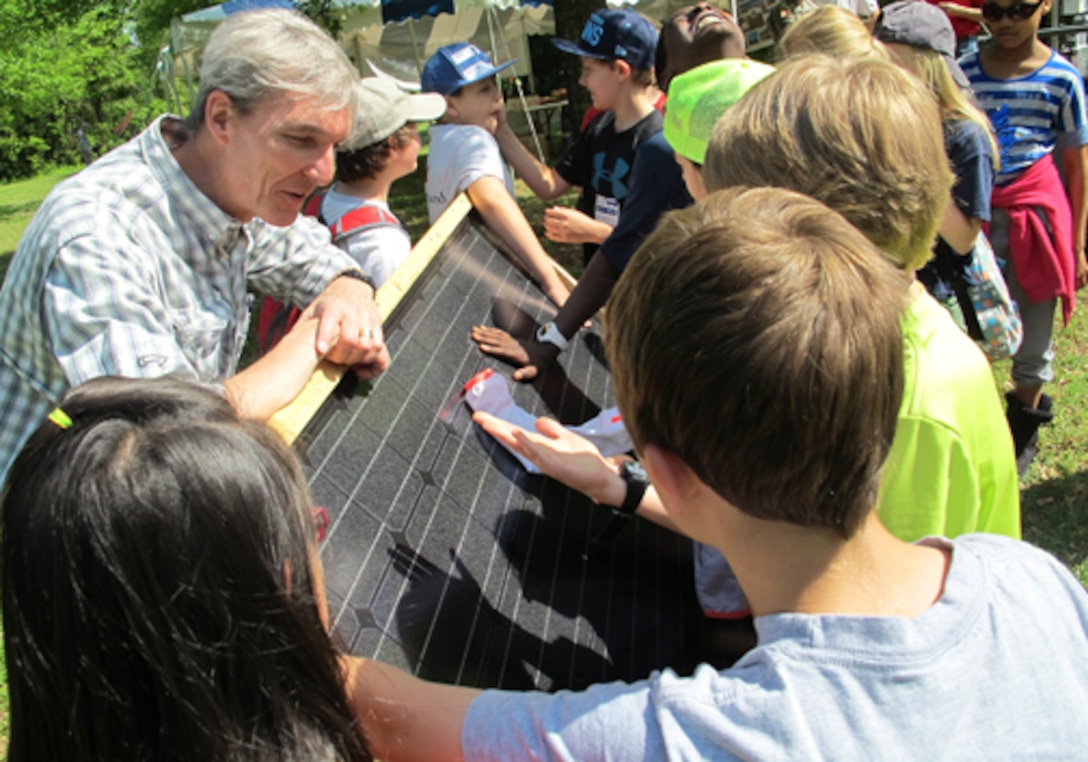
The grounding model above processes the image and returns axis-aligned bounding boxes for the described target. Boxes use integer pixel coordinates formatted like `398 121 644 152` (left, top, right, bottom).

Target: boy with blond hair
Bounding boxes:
477 55 1019 625
704 55 1019 548
422 43 570 308
346 185 1088 759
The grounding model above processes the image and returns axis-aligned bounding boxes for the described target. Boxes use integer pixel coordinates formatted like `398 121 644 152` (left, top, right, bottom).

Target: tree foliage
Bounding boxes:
0 0 368 180
0 1 173 180
130 0 212 70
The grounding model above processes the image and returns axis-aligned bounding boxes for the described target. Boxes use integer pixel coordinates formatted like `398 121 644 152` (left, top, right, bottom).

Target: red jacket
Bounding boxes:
988 153 1076 325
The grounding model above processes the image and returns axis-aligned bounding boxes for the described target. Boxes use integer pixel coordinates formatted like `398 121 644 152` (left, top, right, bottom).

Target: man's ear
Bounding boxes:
204 90 235 146
641 442 701 519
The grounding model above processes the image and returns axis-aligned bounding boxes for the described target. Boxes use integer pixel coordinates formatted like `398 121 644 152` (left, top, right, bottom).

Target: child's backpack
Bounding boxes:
256 190 399 354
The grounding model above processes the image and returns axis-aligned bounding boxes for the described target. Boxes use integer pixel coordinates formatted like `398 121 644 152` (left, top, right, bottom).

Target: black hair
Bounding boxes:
1 376 370 761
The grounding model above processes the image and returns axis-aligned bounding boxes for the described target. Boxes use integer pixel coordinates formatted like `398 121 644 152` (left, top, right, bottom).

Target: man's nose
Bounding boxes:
304 144 337 188
307 143 337 186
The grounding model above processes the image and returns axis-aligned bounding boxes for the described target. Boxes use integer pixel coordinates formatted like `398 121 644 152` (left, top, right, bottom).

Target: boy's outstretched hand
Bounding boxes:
470 325 560 381
472 411 626 505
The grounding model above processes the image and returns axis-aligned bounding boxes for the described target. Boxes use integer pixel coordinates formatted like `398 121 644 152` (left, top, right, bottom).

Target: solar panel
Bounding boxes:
273 196 751 691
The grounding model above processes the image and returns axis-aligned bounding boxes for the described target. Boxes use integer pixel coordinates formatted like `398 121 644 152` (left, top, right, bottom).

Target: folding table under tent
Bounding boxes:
270 195 753 690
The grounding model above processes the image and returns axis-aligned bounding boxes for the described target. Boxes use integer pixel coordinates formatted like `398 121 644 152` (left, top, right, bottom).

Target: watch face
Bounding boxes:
622 460 648 484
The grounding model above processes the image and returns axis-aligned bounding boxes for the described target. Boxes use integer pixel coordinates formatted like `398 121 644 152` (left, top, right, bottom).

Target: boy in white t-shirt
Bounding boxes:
422 43 570 308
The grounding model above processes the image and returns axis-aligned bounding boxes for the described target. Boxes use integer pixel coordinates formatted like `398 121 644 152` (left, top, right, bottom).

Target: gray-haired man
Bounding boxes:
0 9 390 480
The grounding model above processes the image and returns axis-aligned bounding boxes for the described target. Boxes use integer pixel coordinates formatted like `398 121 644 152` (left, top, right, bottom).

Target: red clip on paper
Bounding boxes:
438 368 495 423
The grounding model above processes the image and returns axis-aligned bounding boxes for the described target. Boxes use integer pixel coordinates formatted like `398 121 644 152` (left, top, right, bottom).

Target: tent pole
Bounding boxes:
407 18 424 80
488 6 544 162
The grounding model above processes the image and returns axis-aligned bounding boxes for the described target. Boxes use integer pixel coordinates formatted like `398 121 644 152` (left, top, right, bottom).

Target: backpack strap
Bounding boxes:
328 204 402 242
303 188 327 222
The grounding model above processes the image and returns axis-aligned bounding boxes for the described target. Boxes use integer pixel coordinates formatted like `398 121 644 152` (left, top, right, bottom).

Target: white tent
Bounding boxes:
170 0 678 88
162 0 685 154
344 1 554 85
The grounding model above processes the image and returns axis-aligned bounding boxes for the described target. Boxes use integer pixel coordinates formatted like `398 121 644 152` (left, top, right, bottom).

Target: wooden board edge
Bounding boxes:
266 193 474 445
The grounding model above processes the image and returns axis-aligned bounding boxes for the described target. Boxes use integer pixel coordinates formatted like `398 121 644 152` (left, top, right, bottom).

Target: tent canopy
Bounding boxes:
172 0 676 88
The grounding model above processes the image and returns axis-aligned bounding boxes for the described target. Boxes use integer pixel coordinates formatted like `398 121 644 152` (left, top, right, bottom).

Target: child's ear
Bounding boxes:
443 96 459 121
641 443 701 519
614 59 633 82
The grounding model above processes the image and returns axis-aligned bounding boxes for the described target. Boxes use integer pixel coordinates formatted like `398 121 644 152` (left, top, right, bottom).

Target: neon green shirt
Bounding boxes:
878 289 1021 540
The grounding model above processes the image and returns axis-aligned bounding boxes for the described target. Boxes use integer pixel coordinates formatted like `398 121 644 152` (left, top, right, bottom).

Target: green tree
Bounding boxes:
0 2 165 180
130 0 213 70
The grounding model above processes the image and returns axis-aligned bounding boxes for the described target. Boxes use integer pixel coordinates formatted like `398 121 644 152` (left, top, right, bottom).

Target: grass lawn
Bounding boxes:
0 166 81 282
0 160 1084 753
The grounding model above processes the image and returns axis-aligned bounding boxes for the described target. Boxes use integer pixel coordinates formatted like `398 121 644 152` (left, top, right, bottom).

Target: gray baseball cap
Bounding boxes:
342 77 446 152
875 0 970 88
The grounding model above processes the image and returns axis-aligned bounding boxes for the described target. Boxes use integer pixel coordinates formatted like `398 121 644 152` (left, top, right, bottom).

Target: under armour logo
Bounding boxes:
592 153 630 200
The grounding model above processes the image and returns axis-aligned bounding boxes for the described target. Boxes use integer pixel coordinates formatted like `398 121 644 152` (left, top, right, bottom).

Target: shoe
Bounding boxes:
1005 391 1053 477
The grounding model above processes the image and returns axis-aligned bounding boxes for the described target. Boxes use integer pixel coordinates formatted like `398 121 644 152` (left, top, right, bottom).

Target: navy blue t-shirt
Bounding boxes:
598 131 691 273
918 118 995 302
556 109 664 264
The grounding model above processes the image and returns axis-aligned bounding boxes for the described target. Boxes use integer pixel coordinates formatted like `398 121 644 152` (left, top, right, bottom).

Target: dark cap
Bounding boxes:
551 9 659 70
875 0 969 88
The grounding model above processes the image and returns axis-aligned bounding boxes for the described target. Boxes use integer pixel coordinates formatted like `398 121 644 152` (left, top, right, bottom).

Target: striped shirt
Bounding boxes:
0 115 360 480
961 50 1088 186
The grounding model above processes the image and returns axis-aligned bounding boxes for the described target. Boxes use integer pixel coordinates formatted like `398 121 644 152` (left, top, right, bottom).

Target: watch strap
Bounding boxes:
535 321 569 350
591 462 647 546
333 268 377 294
615 461 648 515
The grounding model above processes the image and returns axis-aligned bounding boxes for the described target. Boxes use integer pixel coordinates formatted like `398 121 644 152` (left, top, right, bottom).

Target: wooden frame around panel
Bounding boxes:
266 192 578 444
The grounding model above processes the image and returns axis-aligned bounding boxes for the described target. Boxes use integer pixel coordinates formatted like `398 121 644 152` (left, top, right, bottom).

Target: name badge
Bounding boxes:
595 195 620 228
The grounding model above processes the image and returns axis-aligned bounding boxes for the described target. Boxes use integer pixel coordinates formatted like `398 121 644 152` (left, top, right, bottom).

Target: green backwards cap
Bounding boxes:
664 59 775 166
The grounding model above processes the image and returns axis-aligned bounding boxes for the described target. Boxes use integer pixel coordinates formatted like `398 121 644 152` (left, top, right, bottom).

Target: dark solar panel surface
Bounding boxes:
297 216 747 691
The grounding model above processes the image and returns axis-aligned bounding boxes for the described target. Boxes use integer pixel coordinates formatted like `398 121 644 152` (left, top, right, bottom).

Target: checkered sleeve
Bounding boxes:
44 234 204 385
247 214 361 308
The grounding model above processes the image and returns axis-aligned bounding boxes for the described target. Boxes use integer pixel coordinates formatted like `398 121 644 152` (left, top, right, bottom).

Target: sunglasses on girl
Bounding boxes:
981 0 1045 21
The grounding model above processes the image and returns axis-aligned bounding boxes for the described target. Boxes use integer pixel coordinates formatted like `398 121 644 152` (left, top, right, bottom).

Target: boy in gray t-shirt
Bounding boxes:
342 183 1088 759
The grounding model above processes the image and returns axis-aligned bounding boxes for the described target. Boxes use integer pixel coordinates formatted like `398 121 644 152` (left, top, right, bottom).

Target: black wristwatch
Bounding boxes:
613 460 648 516
333 268 376 295
592 460 648 546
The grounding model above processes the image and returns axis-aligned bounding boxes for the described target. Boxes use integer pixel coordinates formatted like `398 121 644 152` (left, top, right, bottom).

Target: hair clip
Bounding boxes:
313 507 330 543
48 407 73 430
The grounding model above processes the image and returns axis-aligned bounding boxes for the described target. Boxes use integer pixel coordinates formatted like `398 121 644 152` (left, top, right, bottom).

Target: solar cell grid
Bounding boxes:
295 214 745 691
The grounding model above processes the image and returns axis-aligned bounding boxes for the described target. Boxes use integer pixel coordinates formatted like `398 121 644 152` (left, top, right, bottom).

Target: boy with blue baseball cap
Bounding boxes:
495 8 662 265
422 42 570 309
474 6 753 382
473 8 673 376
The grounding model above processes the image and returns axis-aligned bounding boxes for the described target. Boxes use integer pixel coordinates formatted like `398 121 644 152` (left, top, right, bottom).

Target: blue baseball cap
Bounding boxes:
421 43 518 95
551 9 658 70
